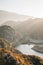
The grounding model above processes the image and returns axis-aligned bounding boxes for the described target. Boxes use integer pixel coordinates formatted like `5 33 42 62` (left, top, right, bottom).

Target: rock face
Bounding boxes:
0 25 15 45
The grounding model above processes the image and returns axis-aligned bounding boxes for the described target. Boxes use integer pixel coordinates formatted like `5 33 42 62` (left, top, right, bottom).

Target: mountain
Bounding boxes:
2 20 20 29
0 10 32 25
1 10 43 45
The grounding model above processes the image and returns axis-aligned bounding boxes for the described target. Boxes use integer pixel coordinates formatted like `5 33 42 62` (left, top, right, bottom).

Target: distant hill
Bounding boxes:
0 10 32 25
2 20 20 28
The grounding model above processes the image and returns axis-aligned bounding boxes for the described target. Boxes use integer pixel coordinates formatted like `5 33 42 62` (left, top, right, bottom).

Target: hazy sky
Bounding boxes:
0 0 43 18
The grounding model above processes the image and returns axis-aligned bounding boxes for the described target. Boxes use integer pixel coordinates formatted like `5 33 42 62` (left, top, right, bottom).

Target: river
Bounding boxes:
16 44 43 58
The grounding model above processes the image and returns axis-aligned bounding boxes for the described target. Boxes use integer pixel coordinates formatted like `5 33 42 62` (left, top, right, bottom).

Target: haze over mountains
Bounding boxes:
0 10 32 25
0 10 43 45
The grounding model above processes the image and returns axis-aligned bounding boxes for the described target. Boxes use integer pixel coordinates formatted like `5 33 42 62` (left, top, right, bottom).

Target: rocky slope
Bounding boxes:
0 48 43 65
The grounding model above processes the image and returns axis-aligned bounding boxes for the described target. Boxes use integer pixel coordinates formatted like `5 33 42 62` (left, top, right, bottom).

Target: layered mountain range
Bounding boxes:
0 10 43 45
